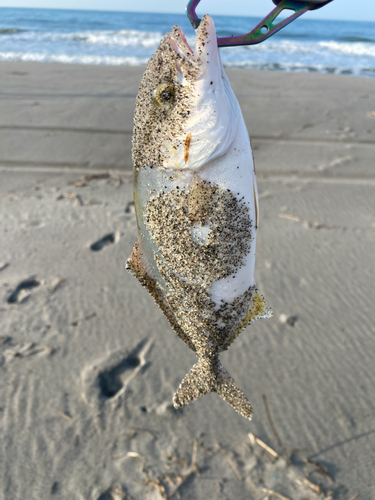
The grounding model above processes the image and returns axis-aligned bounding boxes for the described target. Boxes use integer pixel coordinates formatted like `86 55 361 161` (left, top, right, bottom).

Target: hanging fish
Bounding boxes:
126 14 272 420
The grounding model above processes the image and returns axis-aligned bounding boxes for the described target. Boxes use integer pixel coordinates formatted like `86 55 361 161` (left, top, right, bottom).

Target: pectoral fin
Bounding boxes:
225 290 272 349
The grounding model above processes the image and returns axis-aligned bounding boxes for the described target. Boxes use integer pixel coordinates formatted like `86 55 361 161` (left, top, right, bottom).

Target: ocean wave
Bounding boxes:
223 59 375 77
0 28 165 48
0 51 149 66
319 41 375 57
1 50 374 77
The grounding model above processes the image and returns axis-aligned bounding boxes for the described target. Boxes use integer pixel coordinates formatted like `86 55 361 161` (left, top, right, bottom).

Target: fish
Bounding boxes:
126 14 272 420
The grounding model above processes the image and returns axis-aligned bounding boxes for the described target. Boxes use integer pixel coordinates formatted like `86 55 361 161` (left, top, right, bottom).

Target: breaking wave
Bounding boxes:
0 28 164 48
0 51 149 66
319 41 375 57
71 30 164 47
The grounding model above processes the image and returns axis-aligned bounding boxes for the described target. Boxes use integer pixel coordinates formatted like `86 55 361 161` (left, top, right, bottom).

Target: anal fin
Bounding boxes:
126 239 196 353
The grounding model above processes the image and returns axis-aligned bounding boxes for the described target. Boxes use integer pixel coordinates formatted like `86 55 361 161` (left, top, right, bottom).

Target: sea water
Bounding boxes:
1 7 375 77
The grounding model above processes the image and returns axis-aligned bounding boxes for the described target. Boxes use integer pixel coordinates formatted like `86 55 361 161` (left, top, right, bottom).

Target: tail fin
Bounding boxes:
173 358 253 420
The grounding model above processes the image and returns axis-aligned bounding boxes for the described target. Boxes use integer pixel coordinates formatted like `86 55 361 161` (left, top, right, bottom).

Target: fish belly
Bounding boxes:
129 117 269 355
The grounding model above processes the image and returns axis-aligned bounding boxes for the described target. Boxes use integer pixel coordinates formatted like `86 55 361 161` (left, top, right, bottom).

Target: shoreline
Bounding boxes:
1 58 374 79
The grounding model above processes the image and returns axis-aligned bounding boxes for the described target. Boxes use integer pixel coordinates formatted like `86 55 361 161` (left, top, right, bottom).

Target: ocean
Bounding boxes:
1 7 375 77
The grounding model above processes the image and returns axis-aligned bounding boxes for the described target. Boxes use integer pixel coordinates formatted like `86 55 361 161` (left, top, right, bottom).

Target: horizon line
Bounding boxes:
1 5 374 24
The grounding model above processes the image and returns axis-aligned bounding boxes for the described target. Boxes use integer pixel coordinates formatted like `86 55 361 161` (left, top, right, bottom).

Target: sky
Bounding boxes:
1 0 375 23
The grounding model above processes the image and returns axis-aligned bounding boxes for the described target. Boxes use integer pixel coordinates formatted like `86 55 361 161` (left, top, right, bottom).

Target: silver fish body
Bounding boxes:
127 15 271 419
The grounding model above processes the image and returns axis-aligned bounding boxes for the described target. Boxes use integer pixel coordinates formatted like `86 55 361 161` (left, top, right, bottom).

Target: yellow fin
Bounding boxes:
225 291 272 349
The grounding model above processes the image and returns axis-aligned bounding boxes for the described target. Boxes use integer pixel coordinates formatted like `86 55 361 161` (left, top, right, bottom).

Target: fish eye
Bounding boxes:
152 83 175 108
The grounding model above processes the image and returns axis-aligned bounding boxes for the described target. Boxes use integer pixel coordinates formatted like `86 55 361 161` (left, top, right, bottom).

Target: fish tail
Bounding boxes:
173 358 253 420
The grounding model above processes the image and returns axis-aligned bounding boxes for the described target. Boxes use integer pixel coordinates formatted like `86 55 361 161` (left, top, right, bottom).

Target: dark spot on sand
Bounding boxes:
50 482 59 495
90 234 115 251
97 491 114 500
125 200 135 213
287 315 299 327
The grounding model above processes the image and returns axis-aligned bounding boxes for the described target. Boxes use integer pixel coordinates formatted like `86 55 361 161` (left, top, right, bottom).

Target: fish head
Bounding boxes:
132 14 239 172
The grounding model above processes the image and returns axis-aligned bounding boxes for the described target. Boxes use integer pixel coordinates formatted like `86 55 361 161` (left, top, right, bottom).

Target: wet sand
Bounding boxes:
0 61 375 500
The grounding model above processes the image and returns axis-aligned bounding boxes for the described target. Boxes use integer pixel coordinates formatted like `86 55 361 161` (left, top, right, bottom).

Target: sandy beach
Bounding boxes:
0 61 375 500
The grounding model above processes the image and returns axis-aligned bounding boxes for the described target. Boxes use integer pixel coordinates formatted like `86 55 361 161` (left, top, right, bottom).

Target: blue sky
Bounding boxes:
2 0 375 22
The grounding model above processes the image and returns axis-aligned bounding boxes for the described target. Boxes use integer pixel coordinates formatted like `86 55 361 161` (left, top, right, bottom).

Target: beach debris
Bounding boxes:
279 314 298 327
75 172 124 187
146 477 168 499
263 488 292 500
0 263 9 272
303 458 334 482
369 111 375 118
104 424 343 500
300 477 323 495
226 455 243 480
126 14 271 420
58 411 73 421
166 441 200 499
126 451 144 459
97 485 127 500
248 433 279 459
262 394 291 464
348 493 359 500
279 213 341 231
56 192 83 206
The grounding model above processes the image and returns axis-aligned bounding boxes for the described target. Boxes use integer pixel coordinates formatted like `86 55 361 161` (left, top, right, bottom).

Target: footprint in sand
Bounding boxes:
7 278 41 304
81 339 151 408
90 232 120 251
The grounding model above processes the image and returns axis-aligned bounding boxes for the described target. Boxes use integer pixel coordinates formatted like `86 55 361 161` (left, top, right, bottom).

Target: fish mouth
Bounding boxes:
169 14 220 75
171 26 194 57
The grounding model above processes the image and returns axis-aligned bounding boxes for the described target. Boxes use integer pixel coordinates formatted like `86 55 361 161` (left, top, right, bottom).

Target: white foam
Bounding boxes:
319 41 375 57
0 51 149 66
0 28 165 48
71 30 164 48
